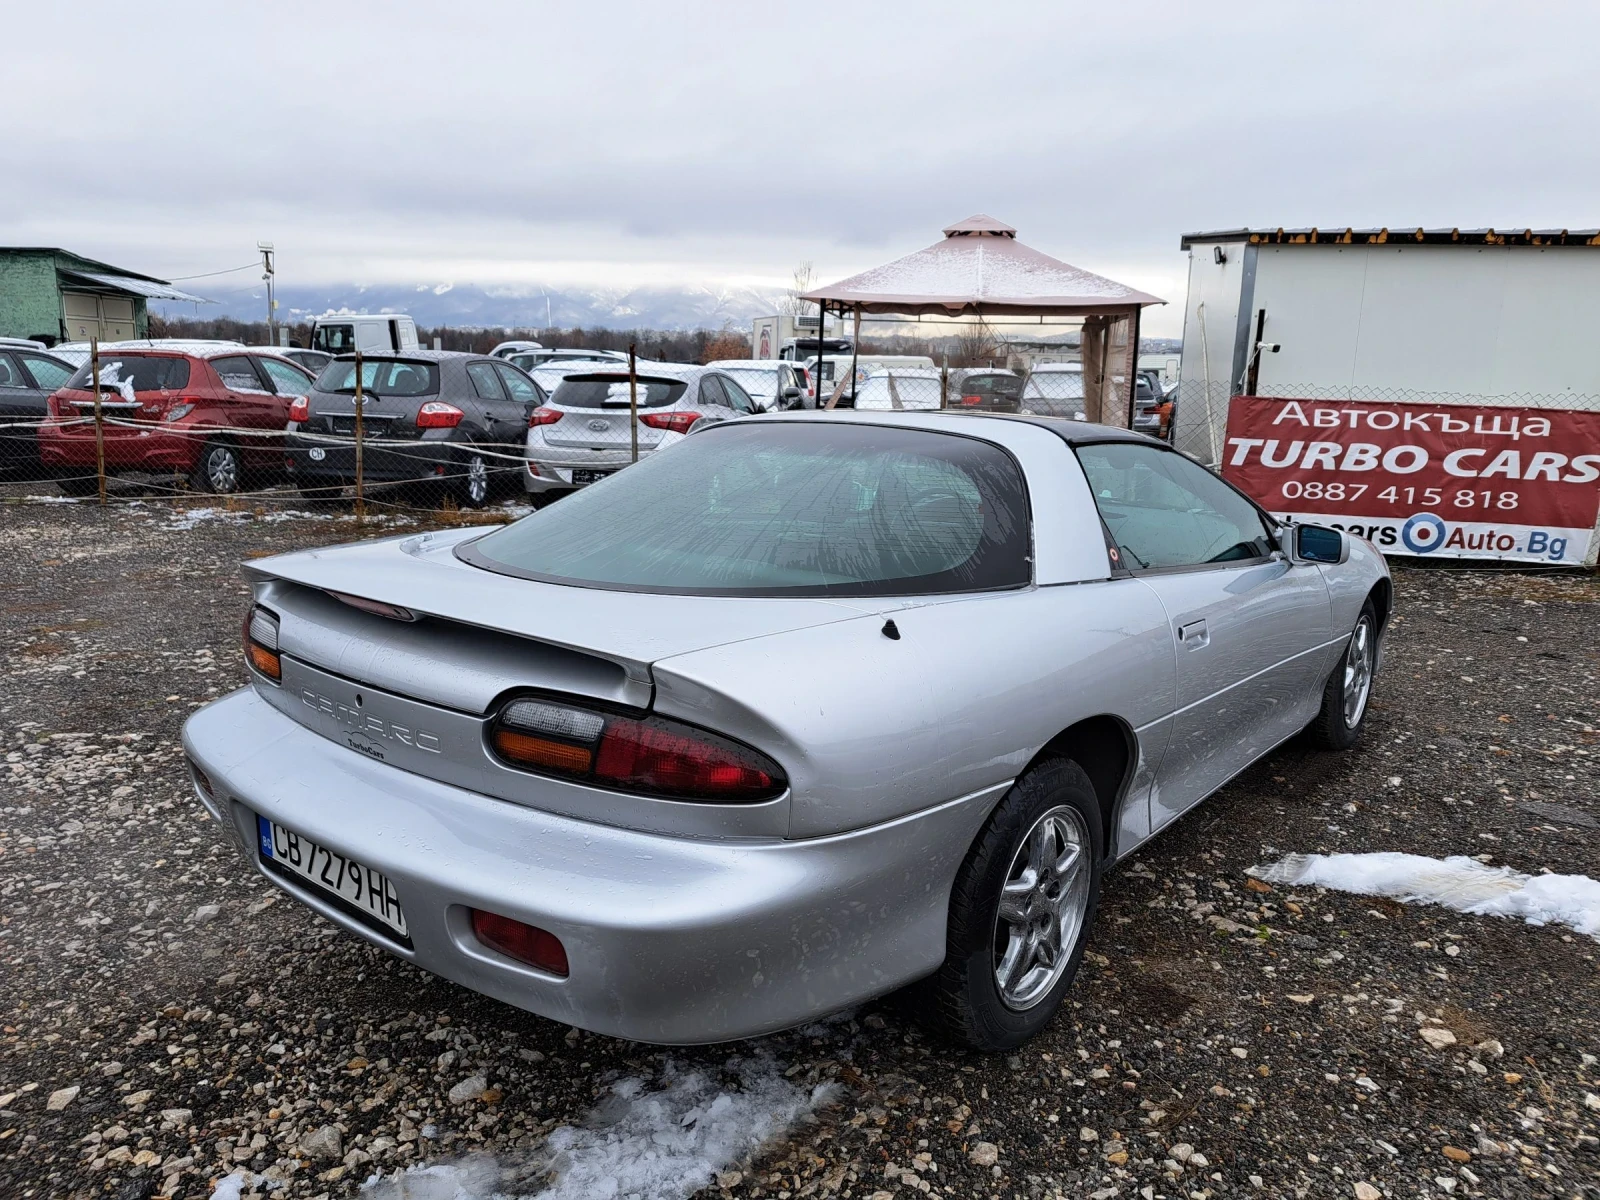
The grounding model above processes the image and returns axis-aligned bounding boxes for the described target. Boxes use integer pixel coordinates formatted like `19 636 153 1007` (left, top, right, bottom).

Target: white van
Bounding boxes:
310 314 420 356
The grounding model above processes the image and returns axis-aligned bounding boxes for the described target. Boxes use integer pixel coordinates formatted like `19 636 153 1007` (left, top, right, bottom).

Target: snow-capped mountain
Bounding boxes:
156 281 788 331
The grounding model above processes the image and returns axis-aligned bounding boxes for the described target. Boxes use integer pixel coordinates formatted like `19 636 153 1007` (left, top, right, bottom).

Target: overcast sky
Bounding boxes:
8 0 1599 336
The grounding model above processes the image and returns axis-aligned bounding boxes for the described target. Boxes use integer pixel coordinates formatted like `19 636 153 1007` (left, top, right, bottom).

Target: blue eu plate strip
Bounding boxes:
257 815 274 858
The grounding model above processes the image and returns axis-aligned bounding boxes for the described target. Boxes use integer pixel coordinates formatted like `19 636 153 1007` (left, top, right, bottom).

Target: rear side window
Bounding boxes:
1075 442 1274 570
459 423 1031 597
698 375 728 407
65 355 191 392
551 376 686 409
20 353 73 390
0 354 23 388
315 359 440 396
466 362 507 400
495 364 541 403
212 356 268 392
259 356 313 395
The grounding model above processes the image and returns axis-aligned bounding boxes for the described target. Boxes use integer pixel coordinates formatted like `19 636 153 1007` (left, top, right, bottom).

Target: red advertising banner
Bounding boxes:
1222 396 1600 564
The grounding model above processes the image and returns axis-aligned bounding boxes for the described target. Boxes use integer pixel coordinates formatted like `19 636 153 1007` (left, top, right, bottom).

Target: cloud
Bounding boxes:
8 0 1600 337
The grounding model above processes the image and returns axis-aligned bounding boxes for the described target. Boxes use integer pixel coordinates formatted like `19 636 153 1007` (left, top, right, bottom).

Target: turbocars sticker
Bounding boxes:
1223 397 1600 564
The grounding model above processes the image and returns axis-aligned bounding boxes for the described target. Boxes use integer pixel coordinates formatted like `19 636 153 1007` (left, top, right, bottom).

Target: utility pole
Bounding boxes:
258 241 277 345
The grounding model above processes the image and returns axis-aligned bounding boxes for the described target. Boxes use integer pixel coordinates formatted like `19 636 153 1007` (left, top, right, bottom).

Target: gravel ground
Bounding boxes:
1 497 1597 1200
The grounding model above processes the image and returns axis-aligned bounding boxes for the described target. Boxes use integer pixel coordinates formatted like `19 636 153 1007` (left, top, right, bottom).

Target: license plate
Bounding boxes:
571 468 613 485
256 816 409 938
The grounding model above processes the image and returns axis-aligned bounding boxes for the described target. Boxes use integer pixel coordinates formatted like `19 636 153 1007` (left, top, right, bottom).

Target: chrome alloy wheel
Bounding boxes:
465 454 488 505
205 445 239 493
1343 615 1374 728
993 804 1092 1011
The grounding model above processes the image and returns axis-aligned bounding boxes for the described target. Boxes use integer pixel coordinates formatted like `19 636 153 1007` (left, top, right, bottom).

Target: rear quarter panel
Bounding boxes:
651 581 1176 841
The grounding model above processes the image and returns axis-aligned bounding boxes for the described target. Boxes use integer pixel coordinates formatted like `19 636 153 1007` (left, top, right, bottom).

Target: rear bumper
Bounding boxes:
284 433 470 484
523 438 672 492
183 687 1003 1043
37 420 200 470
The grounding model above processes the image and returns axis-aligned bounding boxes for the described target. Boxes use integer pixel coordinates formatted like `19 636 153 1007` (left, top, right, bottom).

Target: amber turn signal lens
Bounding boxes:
246 641 281 680
492 728 593 773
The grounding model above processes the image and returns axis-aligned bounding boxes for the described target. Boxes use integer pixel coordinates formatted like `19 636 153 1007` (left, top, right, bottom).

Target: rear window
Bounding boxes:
311 324 355 354
1023 372 1084 400
961 374 1023 398
458 423 1031 597
64 355 190 392
315 359 439 396
551 375 687 409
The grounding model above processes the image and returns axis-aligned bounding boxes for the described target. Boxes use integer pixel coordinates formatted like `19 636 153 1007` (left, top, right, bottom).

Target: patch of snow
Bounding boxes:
361 1054 834 1200
1252 852 1600 941
208 1171 251 1200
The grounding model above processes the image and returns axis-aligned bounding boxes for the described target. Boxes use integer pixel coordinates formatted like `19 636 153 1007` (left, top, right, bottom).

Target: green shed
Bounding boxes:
0 248 207 345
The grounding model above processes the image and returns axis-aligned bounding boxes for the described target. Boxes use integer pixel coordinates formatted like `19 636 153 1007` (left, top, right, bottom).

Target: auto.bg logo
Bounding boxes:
1336 511 1573 561
1400 512 1447 554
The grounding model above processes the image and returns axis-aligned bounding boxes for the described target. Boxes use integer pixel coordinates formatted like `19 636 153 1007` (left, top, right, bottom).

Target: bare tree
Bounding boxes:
949 319 1002 368
780 261 816 320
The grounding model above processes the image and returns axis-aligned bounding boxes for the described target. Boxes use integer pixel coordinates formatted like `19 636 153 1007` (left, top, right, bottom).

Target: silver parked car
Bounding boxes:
523 364 758 499
703 359 809 411
183 412 1390 1049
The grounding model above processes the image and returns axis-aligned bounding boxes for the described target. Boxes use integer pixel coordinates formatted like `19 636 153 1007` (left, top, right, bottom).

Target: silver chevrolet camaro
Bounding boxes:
183 411 1390 1050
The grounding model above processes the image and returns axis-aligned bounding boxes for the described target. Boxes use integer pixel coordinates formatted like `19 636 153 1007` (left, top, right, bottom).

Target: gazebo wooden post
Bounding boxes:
848 304 860 406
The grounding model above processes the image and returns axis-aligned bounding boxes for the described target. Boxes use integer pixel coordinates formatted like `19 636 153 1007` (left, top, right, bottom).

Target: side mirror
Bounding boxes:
782 386 801 401
1292 523 1346 564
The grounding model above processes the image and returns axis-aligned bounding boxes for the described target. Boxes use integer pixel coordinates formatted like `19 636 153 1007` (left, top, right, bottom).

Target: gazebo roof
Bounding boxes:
801 215 1163 317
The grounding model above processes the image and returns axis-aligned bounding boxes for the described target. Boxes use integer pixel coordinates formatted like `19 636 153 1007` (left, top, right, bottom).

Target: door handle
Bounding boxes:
1178 619 1209 648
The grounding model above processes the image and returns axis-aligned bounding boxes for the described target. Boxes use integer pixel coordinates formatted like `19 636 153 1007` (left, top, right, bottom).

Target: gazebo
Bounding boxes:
801 216 1162 425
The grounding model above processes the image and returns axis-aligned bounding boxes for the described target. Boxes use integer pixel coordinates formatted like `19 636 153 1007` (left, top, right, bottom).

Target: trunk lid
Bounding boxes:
541 374 684 449
304 388 422 439
541 405 668 450
245 527 875 711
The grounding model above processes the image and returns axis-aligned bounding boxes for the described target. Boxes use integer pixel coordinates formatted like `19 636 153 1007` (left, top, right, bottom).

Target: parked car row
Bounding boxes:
8 340 1180 503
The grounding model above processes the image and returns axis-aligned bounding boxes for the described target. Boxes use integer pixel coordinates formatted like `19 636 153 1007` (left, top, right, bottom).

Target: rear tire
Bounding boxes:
452 451 490 509
1309 600 1378 750
191 439 242 495
907 758 1103 1051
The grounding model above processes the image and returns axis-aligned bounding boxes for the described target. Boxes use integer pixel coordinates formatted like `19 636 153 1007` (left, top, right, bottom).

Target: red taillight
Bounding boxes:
416 402 464 429
471 909 568 976
490 697 785 803
287 396 309 423
528 406 563 427
960 394 982 406
595 719 777 798
639 411 702 435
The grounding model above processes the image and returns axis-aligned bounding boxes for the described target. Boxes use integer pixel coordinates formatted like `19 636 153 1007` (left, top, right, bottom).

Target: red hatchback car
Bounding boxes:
37 345 316 495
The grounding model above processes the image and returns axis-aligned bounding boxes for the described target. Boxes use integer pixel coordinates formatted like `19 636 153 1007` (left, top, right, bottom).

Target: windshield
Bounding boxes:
314 359 439 396
1023 372 1084 400
721 368 778 397
459 423 1031 597
550 376 686 409
64 355 190 392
